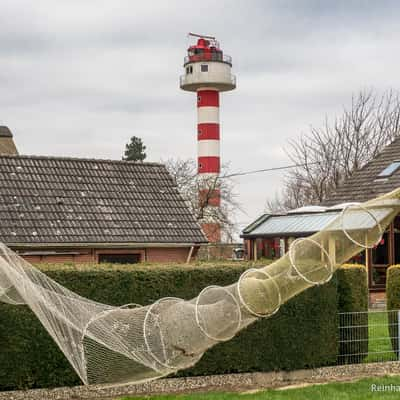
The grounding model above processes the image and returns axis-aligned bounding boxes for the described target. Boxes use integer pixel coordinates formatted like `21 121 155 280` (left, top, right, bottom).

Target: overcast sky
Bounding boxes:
1 1 399 236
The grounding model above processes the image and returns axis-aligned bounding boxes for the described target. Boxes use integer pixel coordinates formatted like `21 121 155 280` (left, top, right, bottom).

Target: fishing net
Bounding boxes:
1 188 400 386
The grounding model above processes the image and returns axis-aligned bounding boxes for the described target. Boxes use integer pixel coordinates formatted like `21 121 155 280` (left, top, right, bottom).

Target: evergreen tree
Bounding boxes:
123 136 147 161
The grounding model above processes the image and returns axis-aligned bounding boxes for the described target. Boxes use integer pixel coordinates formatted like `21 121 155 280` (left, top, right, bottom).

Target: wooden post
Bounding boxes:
186 246 194 264
328 237 336 266
389 222 394 265
365 233 371 290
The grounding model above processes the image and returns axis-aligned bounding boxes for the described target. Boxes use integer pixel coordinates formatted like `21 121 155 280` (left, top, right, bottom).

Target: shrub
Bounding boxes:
386 265 400 357
0 263 338 390
336 264 369 363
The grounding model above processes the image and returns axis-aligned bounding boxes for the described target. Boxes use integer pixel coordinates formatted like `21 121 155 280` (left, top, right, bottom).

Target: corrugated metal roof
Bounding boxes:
247 211 340 237
327 207 393 231
243 206 395 238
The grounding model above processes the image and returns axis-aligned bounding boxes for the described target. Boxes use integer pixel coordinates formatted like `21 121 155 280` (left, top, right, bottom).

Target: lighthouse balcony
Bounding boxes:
180 65 236 92
184 53 232 67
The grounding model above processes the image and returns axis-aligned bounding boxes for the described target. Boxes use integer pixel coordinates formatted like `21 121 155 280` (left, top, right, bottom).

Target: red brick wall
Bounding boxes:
22 249 94 264
18 246 196 264
146 247 193 263
22 255 42 263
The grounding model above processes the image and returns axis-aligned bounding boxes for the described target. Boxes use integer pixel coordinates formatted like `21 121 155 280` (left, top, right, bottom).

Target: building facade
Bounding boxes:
242 136 400 294
0 128 207 264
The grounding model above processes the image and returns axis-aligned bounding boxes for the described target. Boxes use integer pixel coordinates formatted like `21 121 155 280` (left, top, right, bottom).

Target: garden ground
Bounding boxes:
118 376 400 400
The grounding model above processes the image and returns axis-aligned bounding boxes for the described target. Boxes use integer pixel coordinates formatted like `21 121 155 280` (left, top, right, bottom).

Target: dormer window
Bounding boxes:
377 161 400 178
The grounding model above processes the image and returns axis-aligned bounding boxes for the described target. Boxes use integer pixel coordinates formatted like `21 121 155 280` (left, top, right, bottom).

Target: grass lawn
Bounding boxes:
365 312 397 363
117 376 400 400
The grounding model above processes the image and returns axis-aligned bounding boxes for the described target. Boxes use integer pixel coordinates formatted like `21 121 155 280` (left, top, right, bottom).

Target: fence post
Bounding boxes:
398 310 400 361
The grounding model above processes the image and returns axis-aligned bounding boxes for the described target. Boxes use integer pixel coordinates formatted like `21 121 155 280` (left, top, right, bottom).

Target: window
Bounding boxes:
372 232 389 265
190 66 193 73
98 254 141 264
201 64 208 72
198 129 202 136
186 67 189 74
377 161 400 178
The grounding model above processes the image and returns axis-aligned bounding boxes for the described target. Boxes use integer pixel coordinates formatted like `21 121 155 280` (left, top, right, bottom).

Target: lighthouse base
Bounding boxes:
201 222 221 243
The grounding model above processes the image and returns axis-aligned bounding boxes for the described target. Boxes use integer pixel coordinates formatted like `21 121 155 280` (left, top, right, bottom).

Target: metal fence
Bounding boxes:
338 309 400 364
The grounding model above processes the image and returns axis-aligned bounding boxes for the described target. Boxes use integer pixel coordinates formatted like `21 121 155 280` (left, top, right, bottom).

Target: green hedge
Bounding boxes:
387 265 400 357
336 264 369 363
0 263 338 390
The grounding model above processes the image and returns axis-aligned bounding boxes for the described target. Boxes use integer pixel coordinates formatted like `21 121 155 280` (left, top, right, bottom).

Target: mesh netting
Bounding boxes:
1 188 400 386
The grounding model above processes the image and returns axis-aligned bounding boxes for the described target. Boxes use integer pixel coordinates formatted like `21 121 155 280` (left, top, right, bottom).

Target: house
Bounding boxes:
0 127 207 264
241 205 344 260
242 136 400 295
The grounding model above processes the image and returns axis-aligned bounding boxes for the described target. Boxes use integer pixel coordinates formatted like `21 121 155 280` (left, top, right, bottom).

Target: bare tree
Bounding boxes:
267 90 400 212
164 158 239 242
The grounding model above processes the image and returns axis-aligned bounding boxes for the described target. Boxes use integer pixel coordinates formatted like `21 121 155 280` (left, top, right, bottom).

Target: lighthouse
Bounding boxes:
180 33 236 243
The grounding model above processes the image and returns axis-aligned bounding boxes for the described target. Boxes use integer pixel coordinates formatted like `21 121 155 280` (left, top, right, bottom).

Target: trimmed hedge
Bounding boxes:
336 264 369 363
387 265 400 357
336 264 369 312
387 265 400 310
0 263 338 390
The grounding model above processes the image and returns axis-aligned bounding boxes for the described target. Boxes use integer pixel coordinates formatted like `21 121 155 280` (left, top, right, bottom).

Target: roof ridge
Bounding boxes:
0 153 164 167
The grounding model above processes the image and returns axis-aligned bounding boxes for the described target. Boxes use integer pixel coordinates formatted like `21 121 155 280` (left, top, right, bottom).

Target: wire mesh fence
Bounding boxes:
338 309 400 364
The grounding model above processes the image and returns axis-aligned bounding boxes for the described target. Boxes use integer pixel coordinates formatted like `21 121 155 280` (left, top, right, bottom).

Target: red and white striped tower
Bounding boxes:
180 33 236 242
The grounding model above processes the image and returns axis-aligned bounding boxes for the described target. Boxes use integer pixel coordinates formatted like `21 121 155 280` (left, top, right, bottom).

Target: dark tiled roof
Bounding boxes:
324 137 400 206
0 126 12 138
0 155 207 246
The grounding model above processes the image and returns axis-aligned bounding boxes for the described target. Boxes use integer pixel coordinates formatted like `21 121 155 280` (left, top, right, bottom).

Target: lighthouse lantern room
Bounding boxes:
180 33 236 243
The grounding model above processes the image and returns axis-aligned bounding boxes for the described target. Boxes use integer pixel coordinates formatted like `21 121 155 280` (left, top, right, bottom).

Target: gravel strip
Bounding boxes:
1 362 400 400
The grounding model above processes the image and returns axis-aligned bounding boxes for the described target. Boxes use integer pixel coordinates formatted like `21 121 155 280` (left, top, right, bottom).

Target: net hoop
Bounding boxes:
288 237 333 285
237 268 281 318
143 297 184 371
340 204 383 249
80 303 142 383
195 285 241 342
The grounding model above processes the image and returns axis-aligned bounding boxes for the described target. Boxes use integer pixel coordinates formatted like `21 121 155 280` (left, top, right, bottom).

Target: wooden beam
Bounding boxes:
328 237 336 266
389 222 394 265
186 246 194 264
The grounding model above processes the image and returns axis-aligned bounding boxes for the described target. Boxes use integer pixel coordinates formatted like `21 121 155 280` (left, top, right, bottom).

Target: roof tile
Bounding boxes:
324 137 400 206
0 155 206 245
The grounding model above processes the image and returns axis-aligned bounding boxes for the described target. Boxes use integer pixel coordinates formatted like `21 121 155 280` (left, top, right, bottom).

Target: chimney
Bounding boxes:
0 126 18 155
